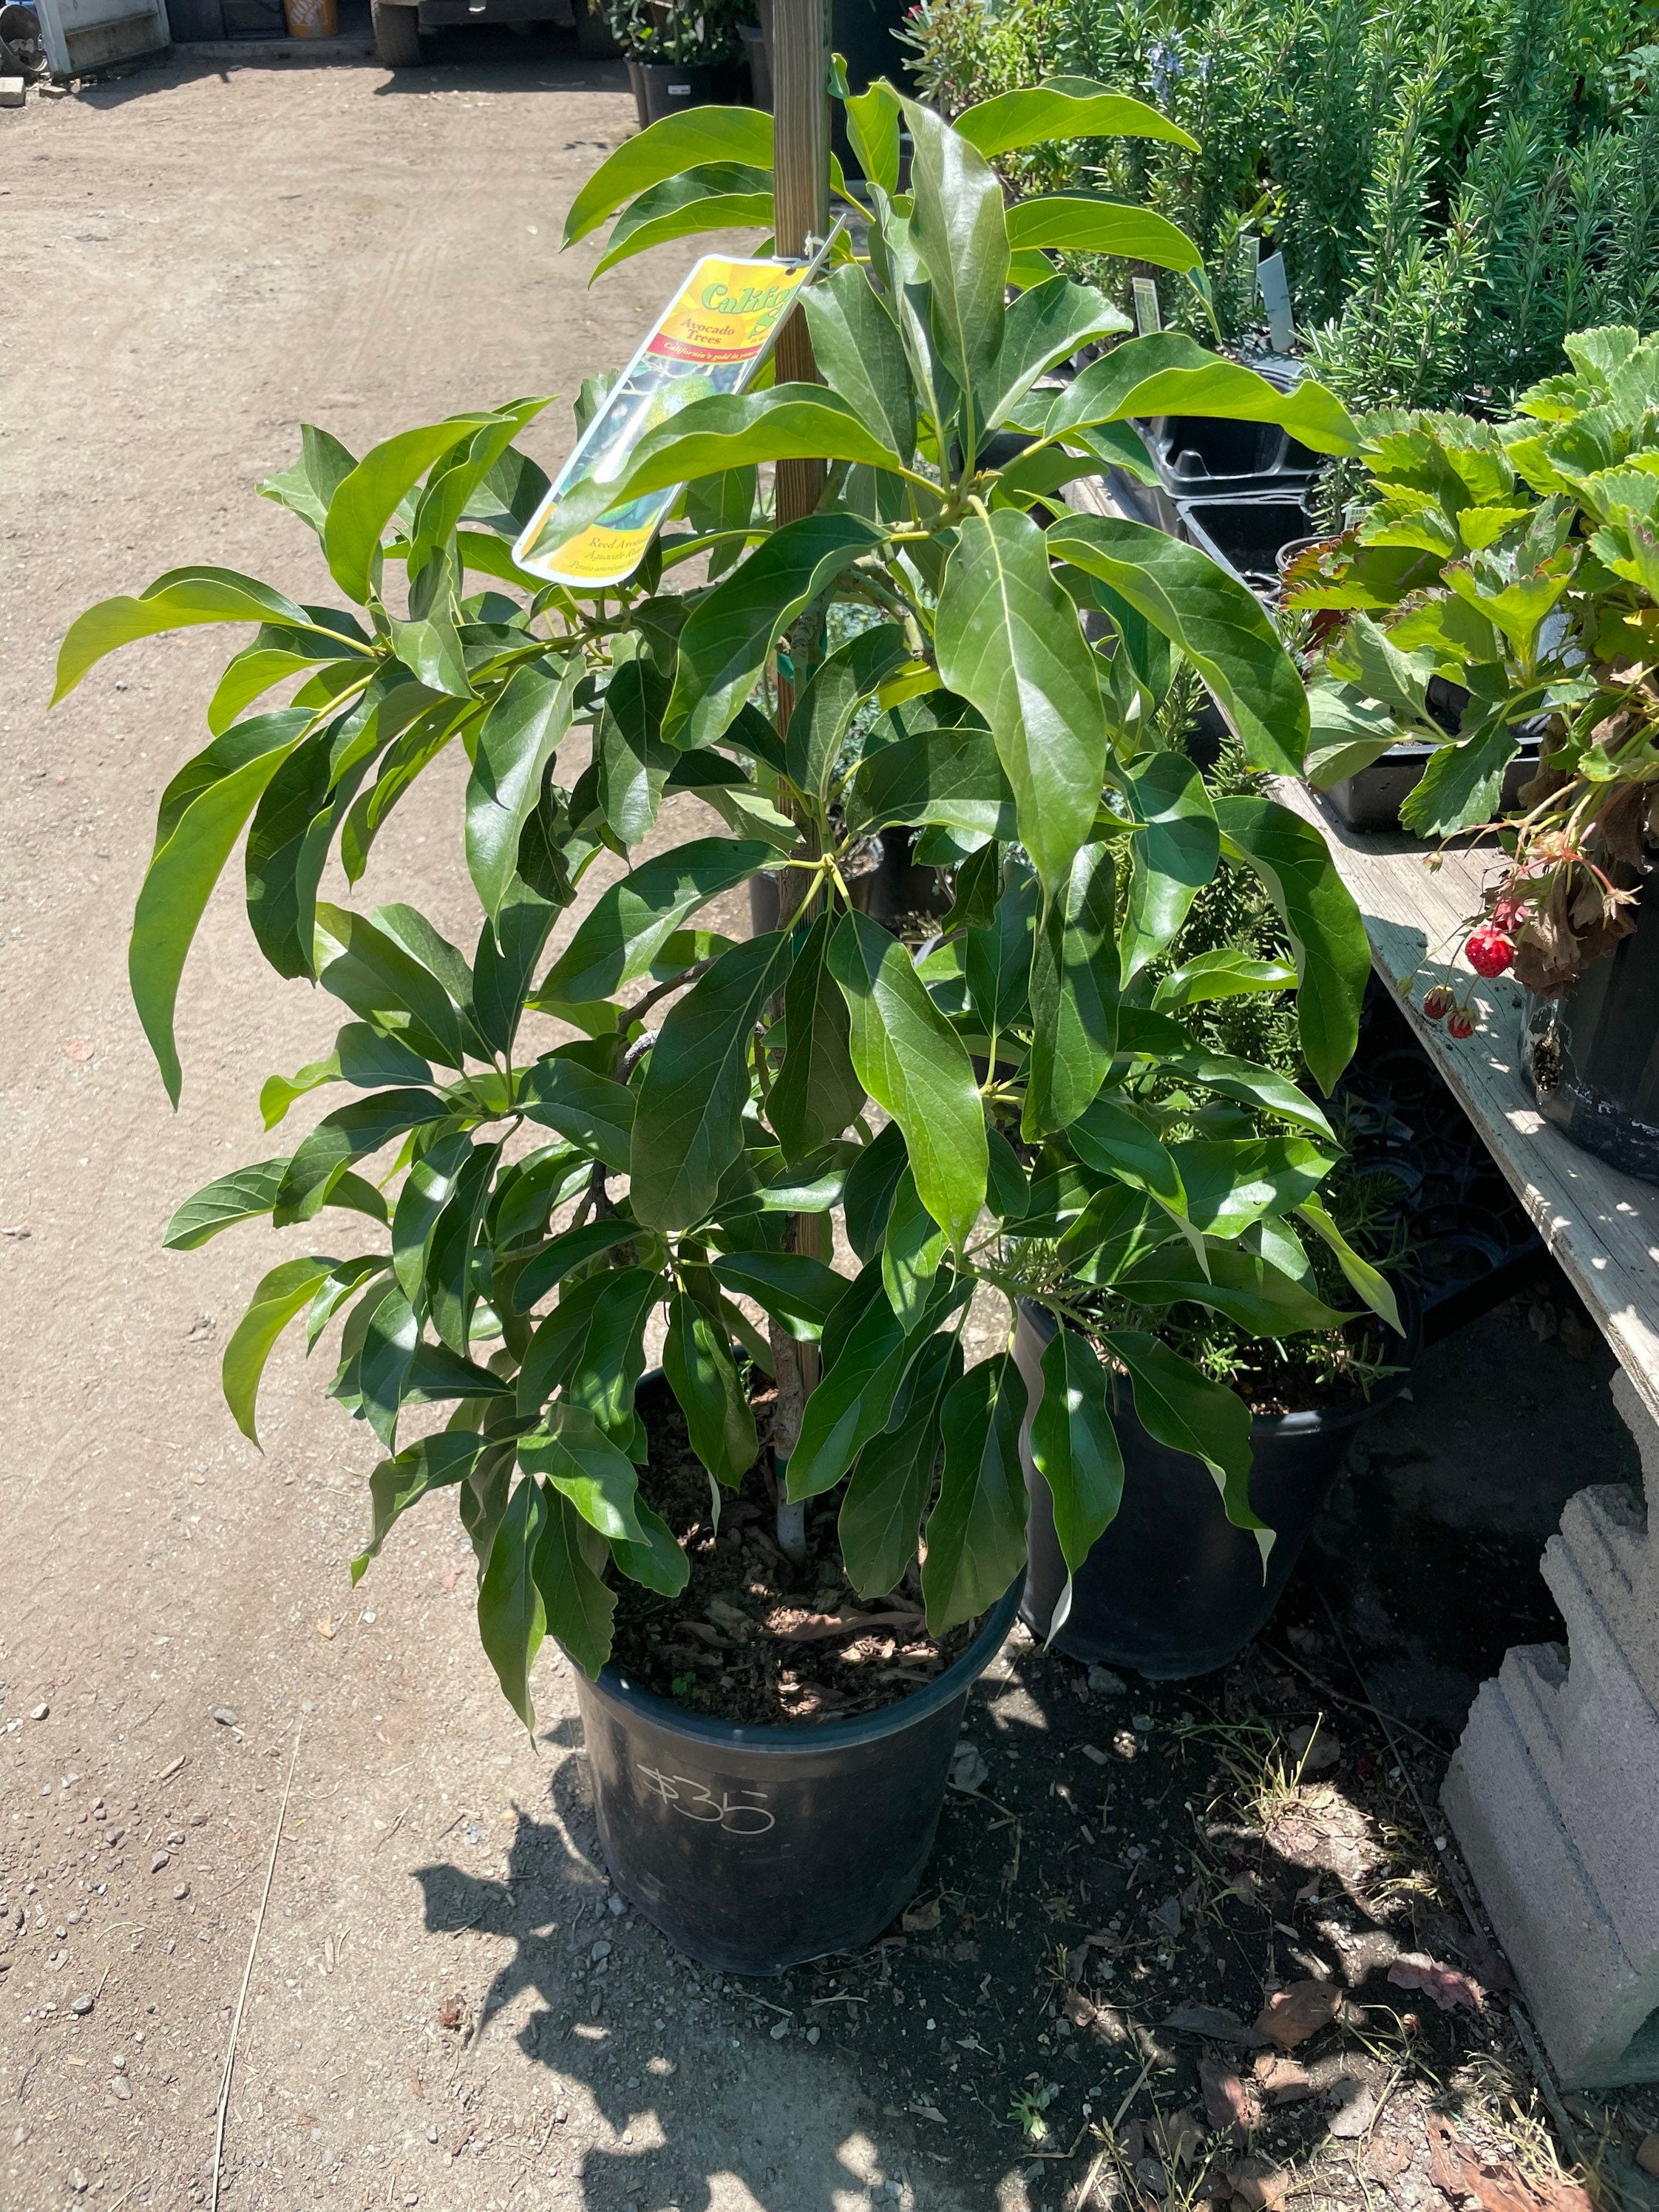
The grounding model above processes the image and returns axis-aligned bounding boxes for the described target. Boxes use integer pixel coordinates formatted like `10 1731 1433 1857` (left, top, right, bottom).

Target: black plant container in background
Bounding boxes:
627 57 719 127
1175 494 1314 603
1521 881 1659 1183
1011 1303 1414 1679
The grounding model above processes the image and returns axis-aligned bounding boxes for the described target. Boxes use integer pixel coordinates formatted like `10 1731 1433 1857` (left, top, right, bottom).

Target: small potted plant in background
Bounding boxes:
1296 325 1659 1183
606 0 749 127
58 86 1380 1975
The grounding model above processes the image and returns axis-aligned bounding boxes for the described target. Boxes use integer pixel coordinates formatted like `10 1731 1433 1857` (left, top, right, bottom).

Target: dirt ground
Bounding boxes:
5 37 1659 2212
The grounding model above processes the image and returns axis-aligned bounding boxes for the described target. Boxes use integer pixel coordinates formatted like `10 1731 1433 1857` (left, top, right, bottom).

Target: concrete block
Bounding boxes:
0 75 26 104
1443 1375 1659 2088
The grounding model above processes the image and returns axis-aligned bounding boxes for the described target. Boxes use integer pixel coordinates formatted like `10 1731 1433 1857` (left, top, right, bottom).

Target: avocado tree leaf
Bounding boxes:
631 934 790 1229
511 1217 642 1314
1213 795 1370 1096
1071 1096 1187 1212
664 1287 758 1485
1106 1328 1263 1547
900 98 1009 415
274 1088 449 1221
1045 333 1358 456
787 1270 963 1502
801 266 918 468
477 1474 549 1728
1296 1198 1403 1334
1025 841 1118 1136
1030 1324 1124 1582
465 658 583 921
980 275 1131 433
610 1498 692 1598
537 838 773 1006
839 1329 963 1599
53 569 344 705
531 1485 617 1681
520 1404 648 1544
783 622 912 803
920 1353 1028 1635
129 711 315 1104
829 911 987 1250
353 1429 496 1581
768 907 866 1159
514 1054 637 1173
709 1251 844 1338
844 719 1017 842
1005 196 1201 271
936 506 1106 896
664 513 885 751
591 172 776 279
1045 515 1310 776
563 106 775 245
955 78 1200 157
1117 748 1221 984
322 415 495 604
163 1158 291 1249
259 424 362 537
222 1257 335 1447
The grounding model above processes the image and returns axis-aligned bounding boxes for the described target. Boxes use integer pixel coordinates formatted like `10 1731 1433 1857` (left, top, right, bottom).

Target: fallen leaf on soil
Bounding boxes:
947 1741 988 1794
1255 1980 1341 2049
1200 2057 1263 2140
1388 1951 1485 2012
911 2103 947 2126
316 1618 336 1640
61 1039 95 1062
436 1998 465 2031
1221 2155 1291 2208
1080 1743 1110 1765
1252 2055 1315 2104
1162 2004 1269 2049
1150 2108 1207 2171
1428 2117 1594 2212
1363 2131 1414 2185
900 1897 940 1933
1637 2134 1659 2179
779 1608 923 1642
1152 1896 1183 1938
1060 1989 1096 2030
441 1570 460 1592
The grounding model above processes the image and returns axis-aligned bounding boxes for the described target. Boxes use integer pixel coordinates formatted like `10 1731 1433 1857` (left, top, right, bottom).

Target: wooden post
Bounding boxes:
765 0 833 1564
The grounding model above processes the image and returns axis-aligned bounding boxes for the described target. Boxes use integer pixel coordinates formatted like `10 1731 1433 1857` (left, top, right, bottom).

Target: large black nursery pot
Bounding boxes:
627 56 719 128
1011 1303 1412 1679
1521 875 1659 1183
571 1379 1021 1973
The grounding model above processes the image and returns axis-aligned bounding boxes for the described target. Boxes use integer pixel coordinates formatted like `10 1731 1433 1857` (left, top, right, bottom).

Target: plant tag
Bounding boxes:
1130 277 1161 336
1257 251 1295 353
515 251 818 590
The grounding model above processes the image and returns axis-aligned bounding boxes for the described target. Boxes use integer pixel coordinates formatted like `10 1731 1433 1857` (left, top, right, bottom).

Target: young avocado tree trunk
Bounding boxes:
767 0 832 1570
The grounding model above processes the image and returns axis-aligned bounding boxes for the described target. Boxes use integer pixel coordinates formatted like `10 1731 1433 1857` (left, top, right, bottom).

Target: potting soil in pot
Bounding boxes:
608 1375 980 1726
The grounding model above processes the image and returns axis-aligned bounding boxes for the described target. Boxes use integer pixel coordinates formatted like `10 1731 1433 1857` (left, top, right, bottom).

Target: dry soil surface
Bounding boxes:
1 44 978 2212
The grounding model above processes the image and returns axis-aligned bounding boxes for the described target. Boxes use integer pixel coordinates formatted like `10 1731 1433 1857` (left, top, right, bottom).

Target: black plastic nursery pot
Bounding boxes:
1322 734 1544 835
1011 1302 1414 1680
1140 415 1318 533
626 58 719 128
573 1579 1021 1974
1175 494 1314 604
1521 880 1659 1183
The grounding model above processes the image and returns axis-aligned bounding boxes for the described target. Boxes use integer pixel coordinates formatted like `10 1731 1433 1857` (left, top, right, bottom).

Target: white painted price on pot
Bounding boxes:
636 1766 776 1835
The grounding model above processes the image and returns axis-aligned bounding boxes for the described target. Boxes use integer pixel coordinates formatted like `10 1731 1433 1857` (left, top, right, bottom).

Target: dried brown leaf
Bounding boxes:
1255 1978 1340 2050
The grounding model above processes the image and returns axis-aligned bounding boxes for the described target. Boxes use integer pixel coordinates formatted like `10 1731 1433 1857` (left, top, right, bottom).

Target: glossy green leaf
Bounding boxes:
980 276 1130 434
631 934 790 1229
275 1088 449 1221
844 719 1017 842
322 415 492 605
901 98 1008 414
592 166 775 277
664 512 885 750
1213 795 1370 1096
769 907 866 1159
511 1218 642 1314
1030 1325 1123 1581
1296 1198 1403 1334
965 864 1038 1039
1397 716 1518 838
426 1139 502 1354
881 1167 949 1329
709 1250 844 1337
163 1158 289 1249
259 424 361 537
829 912 987 1251
784 622 911 801
1117 749 1221 983
665 1287 757 1485
537 838 773 1006
353 1429 495 1581
520 1403 648 1544
1071 1096 1187 1211
465 659 582 920
839 1330 963 1598
1158 1045 1334 1139
1054 1183 1166 1283
1025 842 1118 1136
313 902 474 1068
956 78 1199 157
223 1257 334 1446
478 1475 549 1728
1045 333 1357 457
1107 1328 1262 1544
532 1485 617 1681
1153 949 1297 1009
801 267 917 468
563 106 774 245
1045 515 1309 776
610 1498 692 1598
920 1353 1028 1635
1170 1136 1334 1236
785 1278 910 1501
1116 1241 1352 1331
356 1283 421 1451
52 568 339 705
1005 195 1201 271
391 1128 475 1305
842 1122 908 1263
516 1263 659 1419
936 506 1105 896
130 713 314 1103
513 1055 636 1173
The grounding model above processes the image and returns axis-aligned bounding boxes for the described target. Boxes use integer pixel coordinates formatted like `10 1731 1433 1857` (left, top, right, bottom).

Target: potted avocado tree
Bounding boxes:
58 84 1380 1974
1296 325 1659 1181
605 0 747 129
